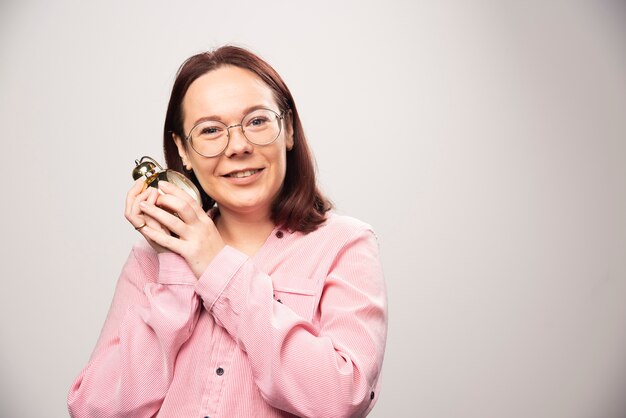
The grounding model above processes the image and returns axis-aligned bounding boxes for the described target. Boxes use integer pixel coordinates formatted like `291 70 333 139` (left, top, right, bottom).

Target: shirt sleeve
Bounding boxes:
195 227 388 418
67 246 201 418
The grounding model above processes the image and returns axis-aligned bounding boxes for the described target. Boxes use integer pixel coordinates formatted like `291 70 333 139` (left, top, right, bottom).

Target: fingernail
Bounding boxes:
139 201 147 208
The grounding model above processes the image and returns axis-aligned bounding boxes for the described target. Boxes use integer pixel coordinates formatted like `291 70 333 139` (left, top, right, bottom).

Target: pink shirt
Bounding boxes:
68 213 387 417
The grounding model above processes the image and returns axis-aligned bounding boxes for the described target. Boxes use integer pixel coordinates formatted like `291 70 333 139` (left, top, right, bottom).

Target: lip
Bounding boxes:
223 167 263 177
221 167 265 185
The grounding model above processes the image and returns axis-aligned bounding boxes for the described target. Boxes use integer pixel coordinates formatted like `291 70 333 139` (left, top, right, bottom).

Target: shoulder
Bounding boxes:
302 212 376 248
319 212 374 234
127 238 159 276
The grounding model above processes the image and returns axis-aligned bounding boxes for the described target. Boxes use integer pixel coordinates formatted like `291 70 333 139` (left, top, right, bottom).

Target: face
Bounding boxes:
173 65 293 218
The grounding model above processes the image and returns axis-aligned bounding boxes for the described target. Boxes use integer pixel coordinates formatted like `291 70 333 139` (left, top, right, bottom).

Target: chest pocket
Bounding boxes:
272 278 318 321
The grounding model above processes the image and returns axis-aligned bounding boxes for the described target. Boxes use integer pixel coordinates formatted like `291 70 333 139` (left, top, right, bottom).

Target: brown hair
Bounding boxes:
163 46 332 233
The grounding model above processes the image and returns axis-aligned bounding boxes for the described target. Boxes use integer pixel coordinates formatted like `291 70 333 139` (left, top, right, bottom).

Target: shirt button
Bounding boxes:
275 230 284 238
216 367 224 376
370 391 375 400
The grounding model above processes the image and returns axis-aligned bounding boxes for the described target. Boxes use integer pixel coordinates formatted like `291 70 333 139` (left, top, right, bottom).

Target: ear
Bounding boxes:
172 132 192 170
284 112 294 151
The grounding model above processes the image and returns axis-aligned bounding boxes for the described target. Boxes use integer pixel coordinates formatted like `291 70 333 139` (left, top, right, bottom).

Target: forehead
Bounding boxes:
182 65 277 123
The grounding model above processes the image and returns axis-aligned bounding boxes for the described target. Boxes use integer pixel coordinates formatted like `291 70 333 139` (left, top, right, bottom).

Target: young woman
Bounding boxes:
68 46 387 418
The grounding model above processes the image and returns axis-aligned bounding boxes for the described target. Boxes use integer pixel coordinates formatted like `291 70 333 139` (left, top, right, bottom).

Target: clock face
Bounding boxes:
164 170 202 206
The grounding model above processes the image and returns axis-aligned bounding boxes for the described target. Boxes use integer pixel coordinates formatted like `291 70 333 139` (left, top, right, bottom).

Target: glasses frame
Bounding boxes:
184 108 286 158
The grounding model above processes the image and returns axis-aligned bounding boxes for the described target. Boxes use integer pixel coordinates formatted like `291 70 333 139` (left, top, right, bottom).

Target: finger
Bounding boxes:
154 193 199 225
147 186 159 205
139 200 186 236
129 178 146 195
158 181 206 218
125 179 147 205
124 179 146 219
148 190 176 235
144 189 171 234
125 184 153 226
140 224 181 253
131 188 153 216
142 211 165 233
137 214 170 239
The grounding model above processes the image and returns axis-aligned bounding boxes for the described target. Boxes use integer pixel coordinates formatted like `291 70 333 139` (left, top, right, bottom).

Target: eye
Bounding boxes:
193 122 225 140
201 126 221 135
248 116 269 127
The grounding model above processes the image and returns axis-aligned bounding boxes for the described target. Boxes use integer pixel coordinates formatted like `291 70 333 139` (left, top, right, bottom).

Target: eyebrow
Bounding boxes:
191 105 274 127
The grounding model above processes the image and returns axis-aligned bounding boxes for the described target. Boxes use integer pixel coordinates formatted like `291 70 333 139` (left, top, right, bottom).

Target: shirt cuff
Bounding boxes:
195 245 248 311
157 252 197 285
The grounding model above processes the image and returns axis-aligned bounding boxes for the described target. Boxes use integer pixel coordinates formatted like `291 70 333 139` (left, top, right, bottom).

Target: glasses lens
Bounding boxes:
189 120 229 157
242 109 281 145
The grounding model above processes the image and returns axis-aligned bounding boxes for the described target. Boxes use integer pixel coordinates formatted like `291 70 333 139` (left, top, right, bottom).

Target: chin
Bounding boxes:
221 198 270 213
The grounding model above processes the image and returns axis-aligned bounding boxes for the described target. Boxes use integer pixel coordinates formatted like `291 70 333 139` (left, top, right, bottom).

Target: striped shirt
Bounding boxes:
68 213 387 417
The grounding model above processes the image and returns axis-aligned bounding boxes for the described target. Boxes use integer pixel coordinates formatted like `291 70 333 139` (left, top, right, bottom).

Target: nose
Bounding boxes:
224 123 253 157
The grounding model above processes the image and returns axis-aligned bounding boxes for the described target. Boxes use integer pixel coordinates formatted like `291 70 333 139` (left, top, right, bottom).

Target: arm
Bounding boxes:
196 227 388 418
67 246 200 418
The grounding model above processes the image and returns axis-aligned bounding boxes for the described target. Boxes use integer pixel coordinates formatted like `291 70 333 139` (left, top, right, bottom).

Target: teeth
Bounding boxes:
229 169 260 178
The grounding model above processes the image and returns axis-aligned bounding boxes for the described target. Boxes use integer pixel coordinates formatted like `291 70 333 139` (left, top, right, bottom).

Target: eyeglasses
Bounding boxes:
185 108 286 158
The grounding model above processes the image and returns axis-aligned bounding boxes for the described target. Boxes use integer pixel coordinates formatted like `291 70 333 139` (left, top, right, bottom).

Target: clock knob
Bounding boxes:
132 156 163 181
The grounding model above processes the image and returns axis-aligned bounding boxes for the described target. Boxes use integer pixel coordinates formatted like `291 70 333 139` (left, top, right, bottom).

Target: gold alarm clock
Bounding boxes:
132 156 202 206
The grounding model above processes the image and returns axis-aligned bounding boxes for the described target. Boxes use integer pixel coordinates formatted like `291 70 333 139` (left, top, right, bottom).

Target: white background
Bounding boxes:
1 1 625 417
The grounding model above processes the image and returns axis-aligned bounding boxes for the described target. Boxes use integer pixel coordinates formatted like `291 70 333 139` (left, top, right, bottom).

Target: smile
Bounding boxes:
225 169 262 178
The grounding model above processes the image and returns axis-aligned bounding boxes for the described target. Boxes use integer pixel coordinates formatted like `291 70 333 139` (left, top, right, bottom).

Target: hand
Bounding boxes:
125 179 170 253
137 181 225 278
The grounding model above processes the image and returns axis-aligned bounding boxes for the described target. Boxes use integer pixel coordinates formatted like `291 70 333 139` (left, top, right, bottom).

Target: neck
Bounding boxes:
215 207 276 256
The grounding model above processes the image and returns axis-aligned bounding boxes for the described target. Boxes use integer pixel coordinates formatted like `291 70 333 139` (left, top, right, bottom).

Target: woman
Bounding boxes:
68 46 387 418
